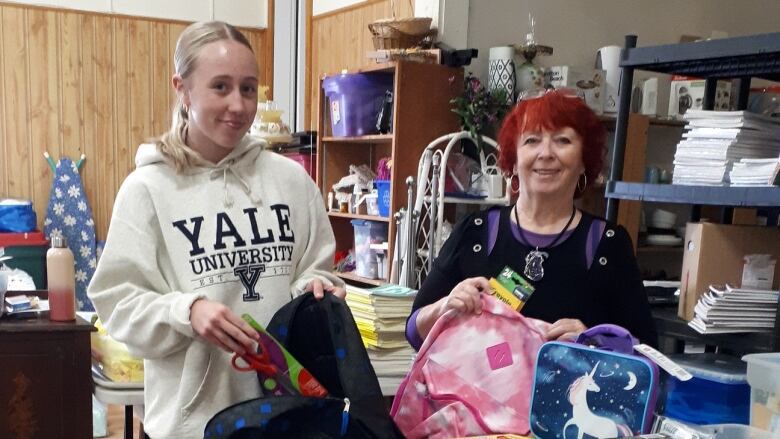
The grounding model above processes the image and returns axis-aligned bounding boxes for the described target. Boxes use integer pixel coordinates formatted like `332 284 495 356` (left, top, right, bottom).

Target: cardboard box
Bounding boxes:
667 75 731 119
678 223 780 320
544 66 606 114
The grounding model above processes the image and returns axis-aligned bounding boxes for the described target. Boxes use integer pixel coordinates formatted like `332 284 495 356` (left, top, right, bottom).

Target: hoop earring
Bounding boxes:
577 173 587 193
510 173 520 193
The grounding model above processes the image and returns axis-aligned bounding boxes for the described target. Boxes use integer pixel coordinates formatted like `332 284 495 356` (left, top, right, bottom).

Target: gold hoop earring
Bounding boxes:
577 173 587 193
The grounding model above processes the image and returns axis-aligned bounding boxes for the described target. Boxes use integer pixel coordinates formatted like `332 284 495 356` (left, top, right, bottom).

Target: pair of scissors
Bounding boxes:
231 344 299 396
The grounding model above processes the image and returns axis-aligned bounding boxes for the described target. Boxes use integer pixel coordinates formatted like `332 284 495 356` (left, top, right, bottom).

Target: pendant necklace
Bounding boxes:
513 203 577 282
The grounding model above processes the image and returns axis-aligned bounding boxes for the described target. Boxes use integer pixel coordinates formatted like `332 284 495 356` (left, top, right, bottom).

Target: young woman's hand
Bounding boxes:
440 276 491 315
307 278 346 300
190 299 259 355
545 318 587 341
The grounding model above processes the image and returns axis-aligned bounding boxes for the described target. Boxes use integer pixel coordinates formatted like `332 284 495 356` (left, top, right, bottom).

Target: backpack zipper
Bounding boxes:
340 397 351 436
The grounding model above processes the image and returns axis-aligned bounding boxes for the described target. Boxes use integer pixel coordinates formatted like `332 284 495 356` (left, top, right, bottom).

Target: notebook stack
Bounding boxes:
689 284 779 334
729 157 780 186
345 283 417 378
672 110 780 186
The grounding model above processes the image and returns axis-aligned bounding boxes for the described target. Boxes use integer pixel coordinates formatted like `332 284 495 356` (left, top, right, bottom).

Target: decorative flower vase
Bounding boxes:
515 61 545 94
488 46 516 105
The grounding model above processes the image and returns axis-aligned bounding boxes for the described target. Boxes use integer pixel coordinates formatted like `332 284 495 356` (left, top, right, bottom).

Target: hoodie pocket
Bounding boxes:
180 348 214 422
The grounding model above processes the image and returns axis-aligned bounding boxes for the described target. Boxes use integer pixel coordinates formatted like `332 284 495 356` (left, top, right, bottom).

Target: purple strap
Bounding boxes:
487 210 605 269
406 308 424 351
585 219 606 269
487 209 501 254
575 324 638 354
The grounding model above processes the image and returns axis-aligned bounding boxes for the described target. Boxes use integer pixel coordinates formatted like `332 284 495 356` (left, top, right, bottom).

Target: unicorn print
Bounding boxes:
562 362 632 439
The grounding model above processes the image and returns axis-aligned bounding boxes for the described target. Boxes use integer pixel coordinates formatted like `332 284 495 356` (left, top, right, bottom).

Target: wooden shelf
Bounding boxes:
328 212 390 222
322 134 393 143
318 62 463 279
336 271 385 286
320 62 396 77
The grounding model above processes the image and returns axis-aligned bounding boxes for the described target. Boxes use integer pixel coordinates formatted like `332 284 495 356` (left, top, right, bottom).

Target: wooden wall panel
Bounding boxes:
27 9 59 225
93 15 116 241
1 7 31 200
80 14 98 229
0 2 272 239
306 0 413 129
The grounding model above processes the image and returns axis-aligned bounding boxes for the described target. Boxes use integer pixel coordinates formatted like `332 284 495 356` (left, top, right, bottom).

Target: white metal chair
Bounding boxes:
398 131 511 288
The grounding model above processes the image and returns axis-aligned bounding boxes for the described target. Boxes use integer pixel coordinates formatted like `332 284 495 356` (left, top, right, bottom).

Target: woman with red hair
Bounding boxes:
406 90 656 348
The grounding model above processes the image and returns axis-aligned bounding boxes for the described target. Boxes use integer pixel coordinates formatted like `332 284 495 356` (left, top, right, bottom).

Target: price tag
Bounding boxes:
634 343 692 381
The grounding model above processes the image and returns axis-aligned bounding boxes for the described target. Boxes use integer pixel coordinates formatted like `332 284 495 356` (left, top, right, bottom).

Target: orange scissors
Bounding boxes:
231 345 298 395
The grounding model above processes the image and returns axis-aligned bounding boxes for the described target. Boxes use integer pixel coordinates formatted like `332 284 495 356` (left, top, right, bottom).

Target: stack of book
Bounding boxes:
729 157 780 186
345 284 417 378
672 110 780 186
689 284 779 334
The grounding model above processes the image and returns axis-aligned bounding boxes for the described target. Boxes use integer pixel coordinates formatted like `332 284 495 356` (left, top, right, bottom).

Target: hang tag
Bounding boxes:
634 343 692 381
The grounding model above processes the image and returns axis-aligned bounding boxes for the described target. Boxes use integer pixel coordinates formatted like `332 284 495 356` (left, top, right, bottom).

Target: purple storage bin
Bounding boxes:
323 72 393 137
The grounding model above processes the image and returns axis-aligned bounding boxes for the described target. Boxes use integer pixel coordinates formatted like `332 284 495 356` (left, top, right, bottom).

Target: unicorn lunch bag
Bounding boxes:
529 325 660 439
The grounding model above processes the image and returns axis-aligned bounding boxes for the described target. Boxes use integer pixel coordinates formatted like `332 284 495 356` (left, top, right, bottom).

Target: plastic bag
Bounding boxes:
91 318 144 382
444 152 483 195
0 199 37 233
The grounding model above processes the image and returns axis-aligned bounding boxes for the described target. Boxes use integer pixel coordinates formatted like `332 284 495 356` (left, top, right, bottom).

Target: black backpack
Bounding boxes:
204 293 404 438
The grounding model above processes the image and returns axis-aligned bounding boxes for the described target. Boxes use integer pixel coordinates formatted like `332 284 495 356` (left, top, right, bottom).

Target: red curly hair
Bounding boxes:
497 91 606 198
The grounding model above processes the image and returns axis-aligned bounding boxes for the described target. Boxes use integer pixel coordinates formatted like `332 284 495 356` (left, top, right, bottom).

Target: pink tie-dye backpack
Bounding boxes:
390 295 550 438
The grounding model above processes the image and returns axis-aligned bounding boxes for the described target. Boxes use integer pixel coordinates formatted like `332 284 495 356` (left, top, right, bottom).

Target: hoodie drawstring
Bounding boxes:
210 162 260 208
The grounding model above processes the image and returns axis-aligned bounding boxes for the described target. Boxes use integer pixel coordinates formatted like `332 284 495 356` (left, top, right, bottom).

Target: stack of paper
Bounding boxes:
729 157 780 186
689 284 779 334
345 283 417 377
672 110 780 186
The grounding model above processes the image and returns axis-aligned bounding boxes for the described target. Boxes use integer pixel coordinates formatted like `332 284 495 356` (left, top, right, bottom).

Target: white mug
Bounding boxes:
488 174 504 199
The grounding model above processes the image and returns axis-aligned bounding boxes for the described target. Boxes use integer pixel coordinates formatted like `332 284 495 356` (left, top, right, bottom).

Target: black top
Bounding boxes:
411 206 657 346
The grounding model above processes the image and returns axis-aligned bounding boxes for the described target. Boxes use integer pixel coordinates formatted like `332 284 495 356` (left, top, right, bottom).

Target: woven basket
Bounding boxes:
368 17 433 50
373 17 432 35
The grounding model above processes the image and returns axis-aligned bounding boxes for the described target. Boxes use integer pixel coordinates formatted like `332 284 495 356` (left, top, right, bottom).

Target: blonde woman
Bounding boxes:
88 21 343 438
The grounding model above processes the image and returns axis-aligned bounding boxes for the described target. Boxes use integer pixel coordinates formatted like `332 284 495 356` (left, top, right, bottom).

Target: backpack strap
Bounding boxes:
585 217 606 269
486 207 501 255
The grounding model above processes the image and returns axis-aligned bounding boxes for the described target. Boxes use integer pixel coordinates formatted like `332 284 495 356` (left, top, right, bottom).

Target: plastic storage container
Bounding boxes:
323 72 393 137
0 231 48 289
282 151 317 181
664 354 751 425
375 180 391 217
350 220 388 279
694 423 774 439
743 353 780 435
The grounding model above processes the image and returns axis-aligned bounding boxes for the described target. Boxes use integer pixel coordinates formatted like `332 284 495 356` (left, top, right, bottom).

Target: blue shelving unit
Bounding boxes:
606 182 780 207
605 33 780 351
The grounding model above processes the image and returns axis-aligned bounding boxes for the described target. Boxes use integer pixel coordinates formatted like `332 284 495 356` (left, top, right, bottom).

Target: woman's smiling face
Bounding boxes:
514 126 585 198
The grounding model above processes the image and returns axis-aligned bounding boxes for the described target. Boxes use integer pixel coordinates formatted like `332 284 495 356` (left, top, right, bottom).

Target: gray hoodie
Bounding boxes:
88 136 342 438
